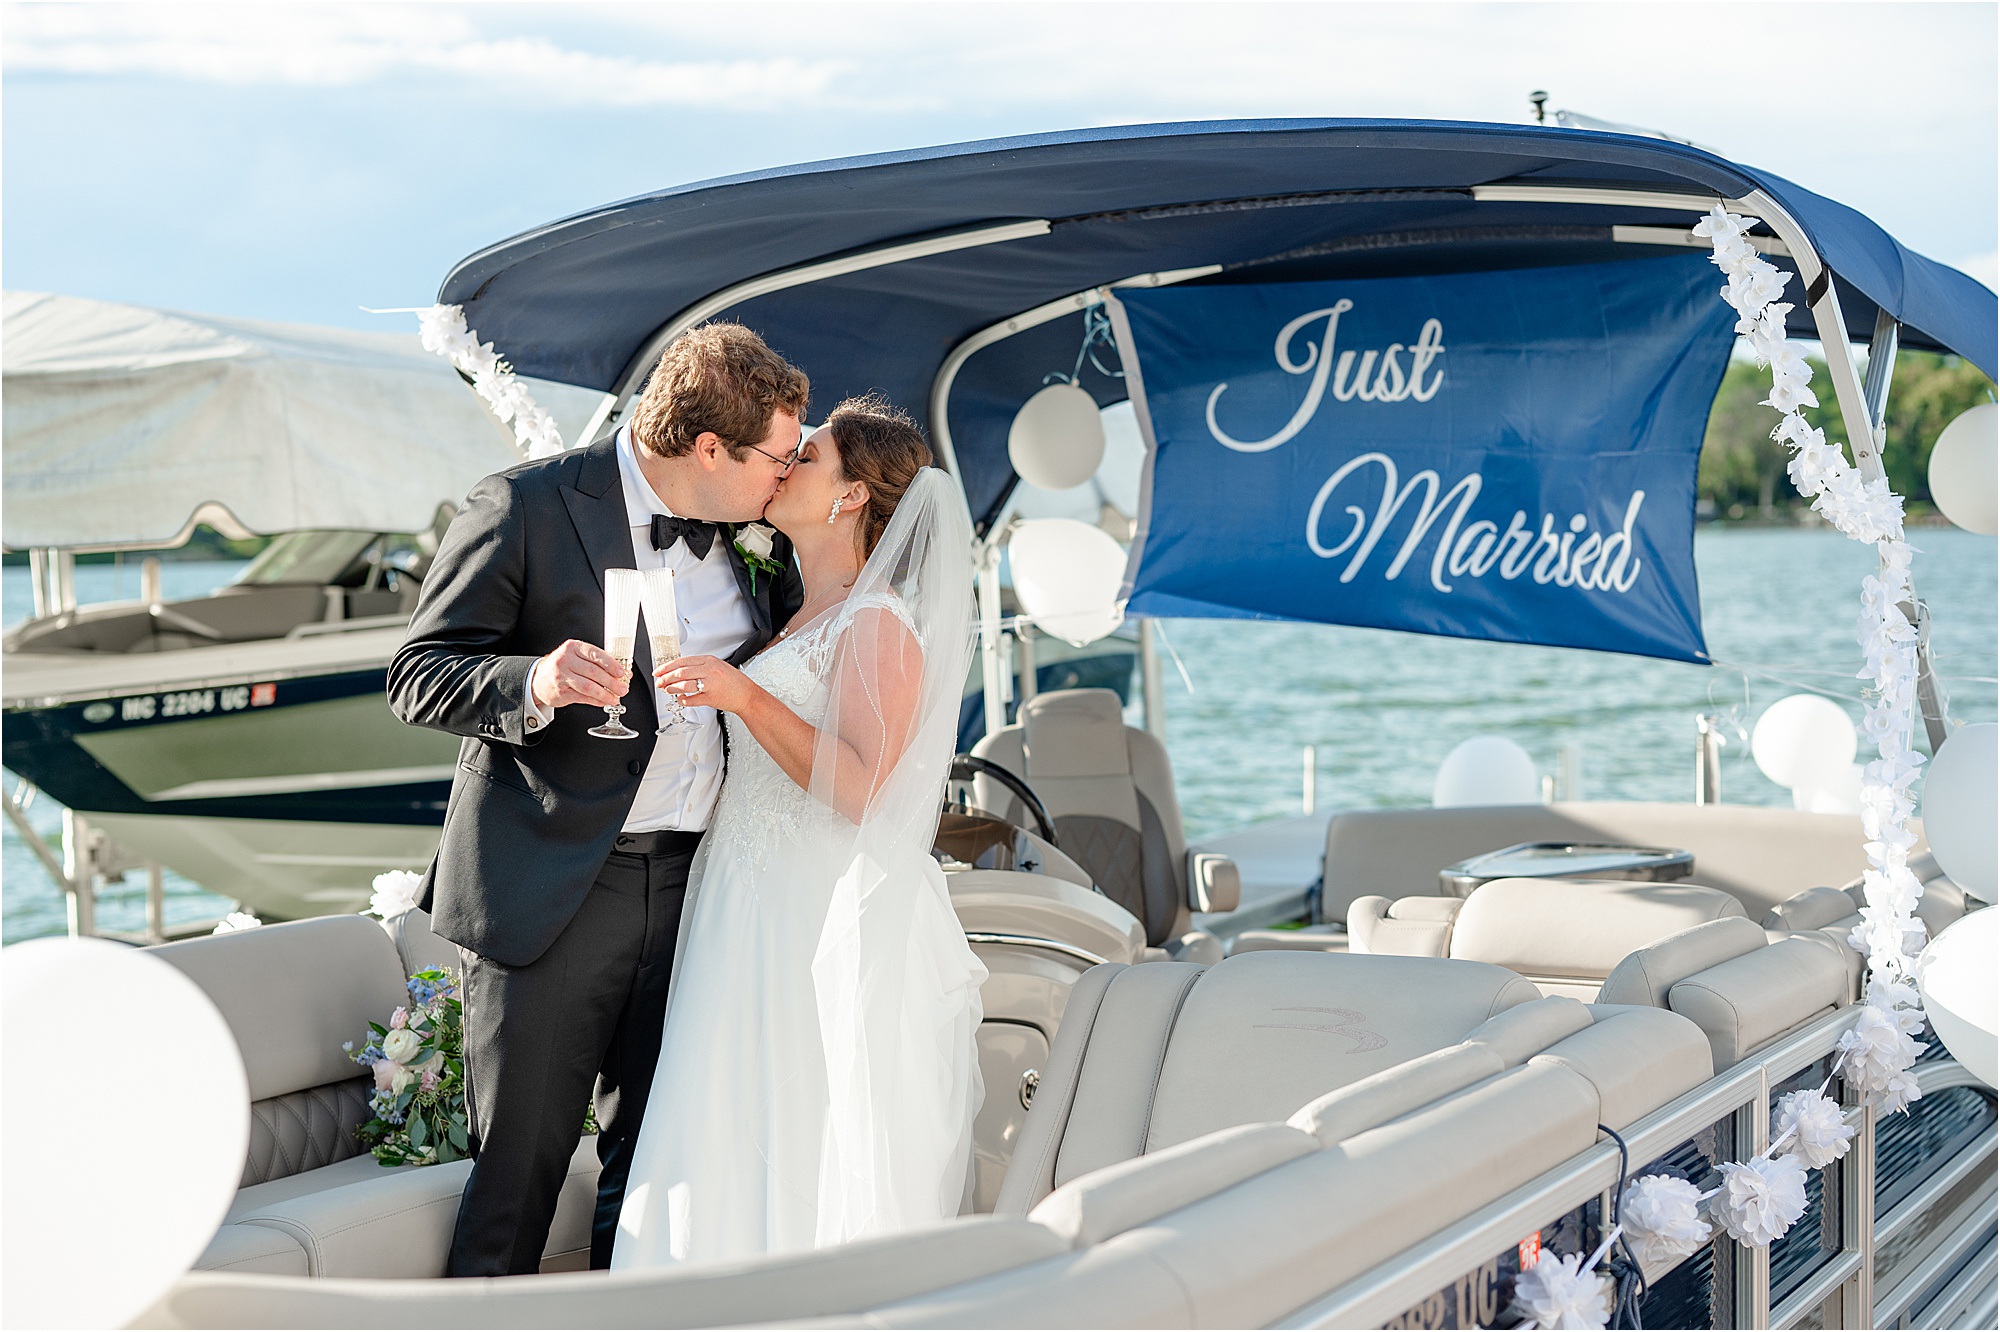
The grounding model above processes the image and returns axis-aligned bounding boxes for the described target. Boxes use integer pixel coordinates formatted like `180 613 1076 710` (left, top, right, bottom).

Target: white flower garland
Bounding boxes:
418 304 566 460
1693 205 1927 1115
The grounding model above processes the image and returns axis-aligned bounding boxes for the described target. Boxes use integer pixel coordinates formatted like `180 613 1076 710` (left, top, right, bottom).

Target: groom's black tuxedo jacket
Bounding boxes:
388 436 805 967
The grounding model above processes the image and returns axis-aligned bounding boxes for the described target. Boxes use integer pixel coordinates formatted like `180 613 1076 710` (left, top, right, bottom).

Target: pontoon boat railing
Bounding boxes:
1278 1006 1996 1330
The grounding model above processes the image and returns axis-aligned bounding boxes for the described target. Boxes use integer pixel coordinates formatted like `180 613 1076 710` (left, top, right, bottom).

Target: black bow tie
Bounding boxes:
651 514 718 560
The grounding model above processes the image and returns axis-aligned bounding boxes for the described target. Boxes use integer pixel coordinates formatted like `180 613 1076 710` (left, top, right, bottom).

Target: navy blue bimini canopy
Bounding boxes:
441 119 1996 530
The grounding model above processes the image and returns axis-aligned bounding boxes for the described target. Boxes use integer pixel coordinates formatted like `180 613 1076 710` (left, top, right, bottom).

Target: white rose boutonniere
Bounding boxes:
732 523 785 593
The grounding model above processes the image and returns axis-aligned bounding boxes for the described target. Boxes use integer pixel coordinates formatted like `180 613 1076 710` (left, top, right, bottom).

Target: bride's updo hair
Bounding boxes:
826 394 933 559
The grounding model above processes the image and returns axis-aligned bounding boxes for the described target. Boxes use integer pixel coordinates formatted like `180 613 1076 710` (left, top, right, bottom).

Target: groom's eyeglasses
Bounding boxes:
743 441 802 474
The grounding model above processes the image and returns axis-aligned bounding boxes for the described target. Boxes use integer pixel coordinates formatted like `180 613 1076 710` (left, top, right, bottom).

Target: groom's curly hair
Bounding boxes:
632 322 810 459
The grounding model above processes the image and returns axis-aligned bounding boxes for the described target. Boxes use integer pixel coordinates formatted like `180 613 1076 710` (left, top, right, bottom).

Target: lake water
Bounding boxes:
5 530 1995 942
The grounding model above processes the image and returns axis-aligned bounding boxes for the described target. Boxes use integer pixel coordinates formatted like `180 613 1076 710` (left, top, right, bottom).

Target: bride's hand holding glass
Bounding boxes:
656 655 758 715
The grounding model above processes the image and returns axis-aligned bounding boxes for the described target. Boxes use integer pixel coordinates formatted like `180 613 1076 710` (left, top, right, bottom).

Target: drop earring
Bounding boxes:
827 497 845 524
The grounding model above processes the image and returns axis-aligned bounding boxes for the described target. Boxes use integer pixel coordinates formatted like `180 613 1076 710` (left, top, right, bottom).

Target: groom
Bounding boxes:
388 322 809 1276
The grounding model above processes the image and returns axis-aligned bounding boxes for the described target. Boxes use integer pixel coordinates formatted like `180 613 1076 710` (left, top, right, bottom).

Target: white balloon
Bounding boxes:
1922 722 1997 903
1008 383 1106 492
1009 517 1128 647
1752 694 1858 790
1793 761 1864 814
1433 736 1542 807
2 938 248 1329
1916 908 1998 1090
1928 402 1998 536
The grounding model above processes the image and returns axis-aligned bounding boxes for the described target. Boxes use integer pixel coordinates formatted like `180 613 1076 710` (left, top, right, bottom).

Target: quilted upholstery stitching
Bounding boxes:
243 1079 373 1186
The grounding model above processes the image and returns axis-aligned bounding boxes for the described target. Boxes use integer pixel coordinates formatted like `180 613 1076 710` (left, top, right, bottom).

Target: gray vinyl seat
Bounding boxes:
155 914 597 1278
973 688 1237 957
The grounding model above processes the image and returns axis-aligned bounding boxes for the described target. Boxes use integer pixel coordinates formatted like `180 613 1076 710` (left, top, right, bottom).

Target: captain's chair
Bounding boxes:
972 689 1238 959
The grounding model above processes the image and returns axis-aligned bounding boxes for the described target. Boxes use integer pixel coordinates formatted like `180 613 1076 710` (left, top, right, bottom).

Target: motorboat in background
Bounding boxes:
0 292 606 924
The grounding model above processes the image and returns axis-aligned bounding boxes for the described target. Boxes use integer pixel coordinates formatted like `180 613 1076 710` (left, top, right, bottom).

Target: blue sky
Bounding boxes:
6 2 1995 339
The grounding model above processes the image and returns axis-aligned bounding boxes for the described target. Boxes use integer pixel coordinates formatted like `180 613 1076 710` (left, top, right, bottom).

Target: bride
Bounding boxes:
611 396 986 1267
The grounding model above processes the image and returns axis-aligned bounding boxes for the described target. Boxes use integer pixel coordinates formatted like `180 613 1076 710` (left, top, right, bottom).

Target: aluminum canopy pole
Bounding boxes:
1858 310 1954 754
977 537 1008 740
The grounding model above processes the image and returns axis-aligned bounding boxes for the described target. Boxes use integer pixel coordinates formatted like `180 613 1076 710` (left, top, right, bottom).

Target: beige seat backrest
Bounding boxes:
155 916 410 1186
1445 878 1748 999
995 949 1541 1213
973 689 1190 947
1597 915 1850 1067
1320 801 1902 925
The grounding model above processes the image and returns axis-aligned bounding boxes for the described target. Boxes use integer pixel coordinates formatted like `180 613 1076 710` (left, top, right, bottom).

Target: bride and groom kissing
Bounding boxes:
387 323 986 1276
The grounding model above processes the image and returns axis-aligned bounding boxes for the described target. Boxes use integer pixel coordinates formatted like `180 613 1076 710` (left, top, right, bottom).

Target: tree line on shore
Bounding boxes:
1700 350 1994 522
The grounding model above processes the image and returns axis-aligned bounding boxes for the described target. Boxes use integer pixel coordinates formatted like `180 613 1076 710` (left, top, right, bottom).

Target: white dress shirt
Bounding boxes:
526 427 759 832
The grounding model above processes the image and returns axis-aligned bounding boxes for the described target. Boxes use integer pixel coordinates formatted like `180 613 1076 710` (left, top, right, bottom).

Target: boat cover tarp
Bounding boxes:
437 120 1998 530
1 292 551 550
1114 253 1735 662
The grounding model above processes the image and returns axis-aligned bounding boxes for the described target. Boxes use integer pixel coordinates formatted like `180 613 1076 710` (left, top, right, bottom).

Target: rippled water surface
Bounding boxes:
5 530 1995 942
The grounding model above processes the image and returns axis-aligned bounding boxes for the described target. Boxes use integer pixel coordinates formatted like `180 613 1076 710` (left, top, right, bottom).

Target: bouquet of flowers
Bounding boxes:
346 968 469 1166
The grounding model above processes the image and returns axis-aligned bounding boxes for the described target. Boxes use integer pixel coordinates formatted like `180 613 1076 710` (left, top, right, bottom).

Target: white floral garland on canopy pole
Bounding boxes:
1692 204 1929 1117
418 305 566 460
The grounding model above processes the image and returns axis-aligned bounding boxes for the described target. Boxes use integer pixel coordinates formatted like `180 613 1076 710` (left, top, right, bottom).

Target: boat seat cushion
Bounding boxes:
1348 895 1464 956
1596 915 1770 1008
1763 885 1860 933
1030 1122 1317 1248
1287 996 1600 1146
1528 1006 1714 1126
1139 951 1537 1159
194 1135 599 1279
153 915 410 1103
1667 936 1849 1068
241 1077 375 1188
974 688 1193 947
153 1214 1071 1329
879 1062 1605 1330
1447 878 1747 994
1320 802 1884 925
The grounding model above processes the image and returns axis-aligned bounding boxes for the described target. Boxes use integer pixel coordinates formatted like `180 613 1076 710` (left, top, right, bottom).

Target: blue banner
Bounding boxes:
1111 254 1736 663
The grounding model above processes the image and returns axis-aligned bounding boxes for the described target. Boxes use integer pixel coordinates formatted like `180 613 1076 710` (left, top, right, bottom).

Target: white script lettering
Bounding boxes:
1207 304 1444 452
1305 453 1646 596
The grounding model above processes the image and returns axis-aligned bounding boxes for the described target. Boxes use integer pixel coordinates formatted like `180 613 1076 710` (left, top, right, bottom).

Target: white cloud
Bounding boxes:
2 4 849 106
4 2 1992 262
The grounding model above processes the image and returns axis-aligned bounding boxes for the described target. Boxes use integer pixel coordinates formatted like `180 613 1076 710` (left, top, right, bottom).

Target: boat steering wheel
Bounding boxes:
946 754 1059 847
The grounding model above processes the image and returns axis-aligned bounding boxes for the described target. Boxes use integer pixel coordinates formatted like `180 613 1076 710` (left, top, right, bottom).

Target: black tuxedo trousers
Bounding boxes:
388 437 803 1275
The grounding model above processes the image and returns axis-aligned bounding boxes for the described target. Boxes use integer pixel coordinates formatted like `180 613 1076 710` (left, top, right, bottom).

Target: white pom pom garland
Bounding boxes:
1774 1086 1858 1169
1511 1226 1621 1331
1714 1153 1810 1248
1619 1174 1714 1267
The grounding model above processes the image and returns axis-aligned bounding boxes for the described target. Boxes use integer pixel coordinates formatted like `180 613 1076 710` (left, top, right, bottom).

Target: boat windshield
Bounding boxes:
234 531 382 586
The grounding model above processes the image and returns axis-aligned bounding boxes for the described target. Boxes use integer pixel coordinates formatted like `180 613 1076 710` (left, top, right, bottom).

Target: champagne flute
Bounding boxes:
589 567 642 740
638 567 695 734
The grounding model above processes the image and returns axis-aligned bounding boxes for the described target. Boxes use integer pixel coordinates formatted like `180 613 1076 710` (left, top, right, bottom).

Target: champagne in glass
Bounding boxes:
590 567 642 740
638 566 694 733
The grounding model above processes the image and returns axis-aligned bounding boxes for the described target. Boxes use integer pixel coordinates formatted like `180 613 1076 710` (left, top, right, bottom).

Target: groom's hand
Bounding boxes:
531 640 630 710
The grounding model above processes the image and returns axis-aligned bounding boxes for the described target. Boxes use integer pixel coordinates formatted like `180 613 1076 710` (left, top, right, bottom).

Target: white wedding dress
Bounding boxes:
613 471 986 1268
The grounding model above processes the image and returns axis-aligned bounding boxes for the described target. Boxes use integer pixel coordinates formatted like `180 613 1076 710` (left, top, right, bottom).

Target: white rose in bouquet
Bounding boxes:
388 1061 418 1094
381 1027 424 1064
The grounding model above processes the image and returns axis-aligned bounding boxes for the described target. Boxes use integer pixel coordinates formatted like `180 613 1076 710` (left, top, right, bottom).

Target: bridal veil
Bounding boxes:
803 466 984 1244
